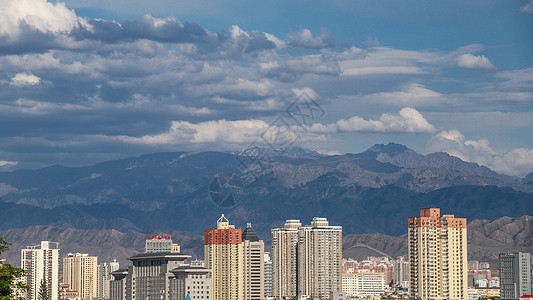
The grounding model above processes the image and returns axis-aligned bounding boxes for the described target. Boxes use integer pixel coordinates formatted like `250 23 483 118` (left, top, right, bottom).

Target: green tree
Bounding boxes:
0 237 28 300
37 279 48 300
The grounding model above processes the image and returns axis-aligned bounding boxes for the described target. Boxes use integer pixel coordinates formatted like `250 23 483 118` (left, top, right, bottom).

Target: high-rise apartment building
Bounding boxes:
408 208 467 300
264 252 273 299
63 253 98 299
204 214 243 300
21 241 60 300
298 217 342 299
242 223 264 300
271 219 301 299
97 259 120 300
499 252 533 299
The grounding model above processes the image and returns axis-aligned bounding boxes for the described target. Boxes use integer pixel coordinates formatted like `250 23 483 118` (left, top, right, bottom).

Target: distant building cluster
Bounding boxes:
468 260 499 288
341 256 409 297
12 208 533 300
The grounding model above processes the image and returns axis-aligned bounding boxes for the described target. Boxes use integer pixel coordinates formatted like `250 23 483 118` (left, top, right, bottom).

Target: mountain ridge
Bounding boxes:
0 143 531 240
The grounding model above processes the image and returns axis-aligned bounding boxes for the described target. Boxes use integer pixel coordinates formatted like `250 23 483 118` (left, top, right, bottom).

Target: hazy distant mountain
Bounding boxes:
361 143 516 183
0 143 532 239
1 216 530 268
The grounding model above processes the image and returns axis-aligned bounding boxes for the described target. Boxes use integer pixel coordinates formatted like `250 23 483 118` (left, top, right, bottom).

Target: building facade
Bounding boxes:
298 217 343 299
242 223 264 300
264 252 273 299
63 253 98 299
168 265 212 300
409 208 468 300
145 236 180 253
204 214 243 300
21 241 60 300
97 260 120 299
271 220 301 299
392 256 410 287
109 268 131 300
499 252 533 299
129 252 190 300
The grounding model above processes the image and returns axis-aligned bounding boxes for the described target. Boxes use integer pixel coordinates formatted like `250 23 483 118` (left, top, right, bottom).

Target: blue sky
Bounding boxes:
0 0 532 176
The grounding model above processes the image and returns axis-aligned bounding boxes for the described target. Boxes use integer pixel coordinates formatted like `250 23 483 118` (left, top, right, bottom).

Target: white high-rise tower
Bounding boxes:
21 241 60 300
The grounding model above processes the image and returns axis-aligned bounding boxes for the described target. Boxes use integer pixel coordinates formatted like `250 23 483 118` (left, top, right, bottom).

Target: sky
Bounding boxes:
0 0 532 176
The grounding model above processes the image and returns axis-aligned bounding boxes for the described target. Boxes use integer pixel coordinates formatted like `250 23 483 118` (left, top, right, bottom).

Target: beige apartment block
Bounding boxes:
204 214 243 300
298 217 343 299
271 219 301 299
409 208 468 300
63 253 98 299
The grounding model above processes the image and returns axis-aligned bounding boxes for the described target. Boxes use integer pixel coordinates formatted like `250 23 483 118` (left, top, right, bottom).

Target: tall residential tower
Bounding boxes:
408 208 467 300
242 223 265 300
271 220 301 299
204 214 243 300
21 241 60 300
297 217 343 299
63 253 98 299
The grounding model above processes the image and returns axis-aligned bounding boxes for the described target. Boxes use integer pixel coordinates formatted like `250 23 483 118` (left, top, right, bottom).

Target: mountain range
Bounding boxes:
0 143 532 243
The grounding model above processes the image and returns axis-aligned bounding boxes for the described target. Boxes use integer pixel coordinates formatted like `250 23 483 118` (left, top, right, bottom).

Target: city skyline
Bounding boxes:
0 0 532 177
8 210 524 300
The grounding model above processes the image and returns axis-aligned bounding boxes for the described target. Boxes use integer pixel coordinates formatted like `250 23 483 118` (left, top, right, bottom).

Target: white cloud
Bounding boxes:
339 47 431 76
10 72 41 86
427 129 533 176
360 83 443 105
116 107 435 148
521 0 533 13
117 119 269 145
0 160 18 167
309 107 436 133
287 28 333 49
0 0 86 38
456 53 494 70
230 25 249 39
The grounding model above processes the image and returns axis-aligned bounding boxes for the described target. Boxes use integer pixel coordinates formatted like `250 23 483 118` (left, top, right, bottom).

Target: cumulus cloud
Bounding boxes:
0 0 84 38
287 28 334 49
117 119 269 145
117 107 435 148
309 107 436 133
0 0 278 56
10 72 41 86
427 129 533 176
521 0 533 13
457 53 494 70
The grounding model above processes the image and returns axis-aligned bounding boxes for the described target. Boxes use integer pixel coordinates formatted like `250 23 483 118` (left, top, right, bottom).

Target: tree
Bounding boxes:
37 279 48 300
0 237 28 300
